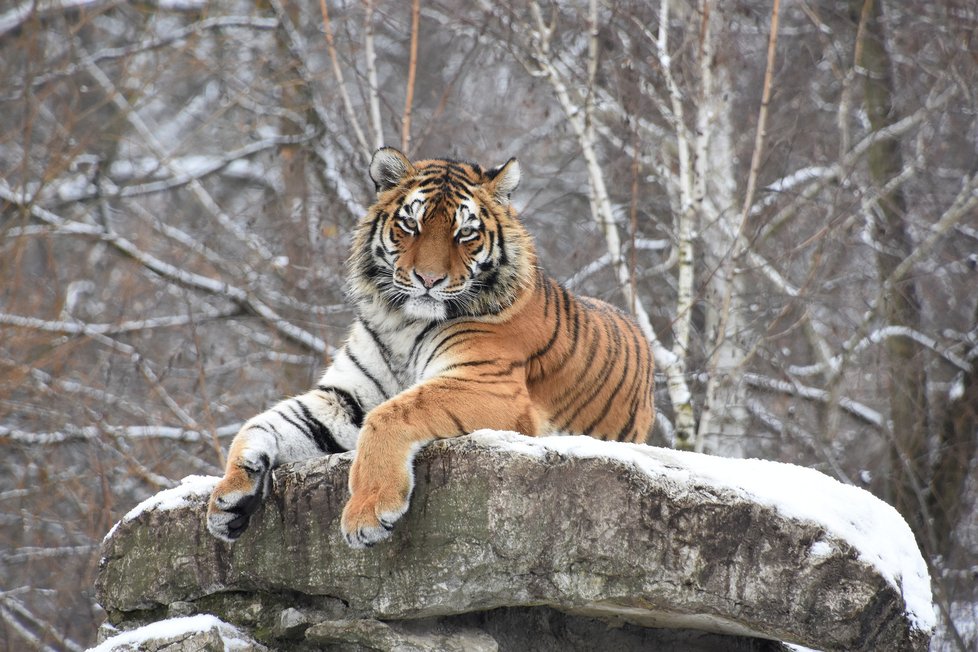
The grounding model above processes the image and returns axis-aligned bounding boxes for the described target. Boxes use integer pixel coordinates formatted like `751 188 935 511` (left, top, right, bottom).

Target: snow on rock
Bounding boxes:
89 614 263 651
102 475 218 545
122 475 218 522
467 429 936 633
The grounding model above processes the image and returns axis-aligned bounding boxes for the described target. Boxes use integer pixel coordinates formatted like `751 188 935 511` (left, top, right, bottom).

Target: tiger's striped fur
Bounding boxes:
207 147 655 547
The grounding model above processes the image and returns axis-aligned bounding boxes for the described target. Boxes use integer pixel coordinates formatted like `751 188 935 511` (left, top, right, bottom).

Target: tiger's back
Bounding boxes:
522 276 654 443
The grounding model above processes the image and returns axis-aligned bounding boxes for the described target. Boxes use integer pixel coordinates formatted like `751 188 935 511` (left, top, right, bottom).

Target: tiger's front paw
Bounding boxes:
340 480 412 549
206 452 271 543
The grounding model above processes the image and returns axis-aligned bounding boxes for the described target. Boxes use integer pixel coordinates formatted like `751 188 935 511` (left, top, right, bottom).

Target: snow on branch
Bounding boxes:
787 325 971 377
564 238 671 289
757 84 958 243
0 308 238 336
0 0 117 38
81 58 279 262
744 372 883 427
105 132 313 199
0 593 84 652
0 423 241 445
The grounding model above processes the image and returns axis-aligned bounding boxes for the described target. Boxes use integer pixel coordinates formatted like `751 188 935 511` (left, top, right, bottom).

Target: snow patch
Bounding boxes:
808 540 834 559
103 475 218 544
465 430 936 633
88 614 252 652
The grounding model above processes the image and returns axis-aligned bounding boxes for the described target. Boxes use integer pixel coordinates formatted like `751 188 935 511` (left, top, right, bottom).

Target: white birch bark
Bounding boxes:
529 0 696 446
363 0 385 151
692 2 750 455
653 0 696 380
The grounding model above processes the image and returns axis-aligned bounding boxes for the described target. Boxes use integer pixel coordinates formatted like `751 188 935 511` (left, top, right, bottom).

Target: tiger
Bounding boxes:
206 147 655 548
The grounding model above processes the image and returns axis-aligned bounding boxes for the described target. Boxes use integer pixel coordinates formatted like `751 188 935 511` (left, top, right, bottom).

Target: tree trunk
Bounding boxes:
695 2 750 456
856 0 931 544
929 298 978 558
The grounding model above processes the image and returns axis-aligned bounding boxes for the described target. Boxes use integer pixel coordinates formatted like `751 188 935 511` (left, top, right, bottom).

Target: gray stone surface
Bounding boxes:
96 434 930 651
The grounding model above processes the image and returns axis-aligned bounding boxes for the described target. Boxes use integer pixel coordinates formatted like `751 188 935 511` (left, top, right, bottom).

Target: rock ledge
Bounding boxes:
96 432 932 651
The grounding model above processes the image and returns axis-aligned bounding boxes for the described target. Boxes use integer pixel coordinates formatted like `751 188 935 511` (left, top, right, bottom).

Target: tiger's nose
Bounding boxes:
415 270 446 289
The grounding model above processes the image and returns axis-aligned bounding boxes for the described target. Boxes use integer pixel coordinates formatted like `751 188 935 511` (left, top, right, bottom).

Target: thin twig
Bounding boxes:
402 0 421 153
317 0 370 154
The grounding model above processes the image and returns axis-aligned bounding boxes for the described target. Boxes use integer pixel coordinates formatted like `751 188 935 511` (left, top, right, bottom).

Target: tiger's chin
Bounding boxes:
402 296 448 322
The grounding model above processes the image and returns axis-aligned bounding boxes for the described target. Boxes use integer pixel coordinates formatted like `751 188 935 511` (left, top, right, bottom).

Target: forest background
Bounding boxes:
0 0 975 649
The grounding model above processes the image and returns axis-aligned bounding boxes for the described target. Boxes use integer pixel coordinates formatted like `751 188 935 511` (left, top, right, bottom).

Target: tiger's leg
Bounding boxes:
340 375 540 548
207 326 396 542
206 386 364 542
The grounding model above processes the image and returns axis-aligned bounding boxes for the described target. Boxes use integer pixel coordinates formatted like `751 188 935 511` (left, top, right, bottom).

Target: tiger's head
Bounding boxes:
348 147 536 322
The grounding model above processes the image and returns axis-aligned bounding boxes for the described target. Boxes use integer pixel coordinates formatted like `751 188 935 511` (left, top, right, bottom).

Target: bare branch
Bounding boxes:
0 0 120 38
313 0 370 156
0 309 238 336
0 422 241 445
402 0 421 154
82 57 278 262
743 373 882 428
7 15 278 98
0 185 329 353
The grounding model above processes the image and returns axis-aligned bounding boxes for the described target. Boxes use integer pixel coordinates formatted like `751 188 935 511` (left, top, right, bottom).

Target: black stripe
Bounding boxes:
553 317 621 427
438 357 526 382
528 278 564 364
408 321 441 369
623 326 651 415
616 398 638 442
277 405 320 450
295 400 347 453
549 314 601 408
345 348 390 399
422 327 492 372
449 412 467 436
292 403 330 452
275 405 306 432
553 310 602 412
565 320 625 432
260 421 286 442
318 386 365 428
440 359 496 372
538 289 582 382
495 220 508 267
582 324 632 435
359 320 398 379
437 375 517 385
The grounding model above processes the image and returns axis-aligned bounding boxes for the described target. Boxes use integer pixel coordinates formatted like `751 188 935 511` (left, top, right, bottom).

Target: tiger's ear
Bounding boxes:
370 147 416 194
485 158 520 204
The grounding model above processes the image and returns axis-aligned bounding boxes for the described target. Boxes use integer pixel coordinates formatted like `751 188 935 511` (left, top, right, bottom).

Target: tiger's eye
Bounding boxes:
457 226 477 240
400 216 418 232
